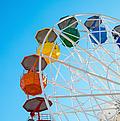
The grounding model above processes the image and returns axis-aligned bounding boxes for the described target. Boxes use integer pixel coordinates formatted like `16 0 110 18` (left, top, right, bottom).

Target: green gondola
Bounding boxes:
60 27 80 47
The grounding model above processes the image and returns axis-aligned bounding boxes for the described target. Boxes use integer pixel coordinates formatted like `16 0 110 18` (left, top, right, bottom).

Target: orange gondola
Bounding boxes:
20 71 47 96
21 54 47 71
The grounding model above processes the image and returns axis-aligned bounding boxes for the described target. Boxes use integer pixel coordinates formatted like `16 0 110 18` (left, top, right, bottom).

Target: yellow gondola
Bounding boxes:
37 42 60 64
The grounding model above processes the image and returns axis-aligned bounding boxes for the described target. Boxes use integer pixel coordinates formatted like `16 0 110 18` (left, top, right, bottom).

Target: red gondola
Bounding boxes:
23 97 52 121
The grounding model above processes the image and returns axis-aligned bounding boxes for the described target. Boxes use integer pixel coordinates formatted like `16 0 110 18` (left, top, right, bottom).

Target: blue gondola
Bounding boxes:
90 26 107 44
116 37 120 48
84 16 102 30
112 25 120 39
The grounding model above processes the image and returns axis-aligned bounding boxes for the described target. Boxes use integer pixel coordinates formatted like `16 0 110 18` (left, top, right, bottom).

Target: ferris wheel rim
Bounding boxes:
38 13 120 121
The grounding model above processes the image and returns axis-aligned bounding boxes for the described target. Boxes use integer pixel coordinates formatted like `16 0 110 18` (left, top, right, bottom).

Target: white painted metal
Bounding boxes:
38 13 120 121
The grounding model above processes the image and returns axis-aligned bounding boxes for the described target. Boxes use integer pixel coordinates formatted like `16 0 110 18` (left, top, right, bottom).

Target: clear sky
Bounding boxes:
0 0 120 121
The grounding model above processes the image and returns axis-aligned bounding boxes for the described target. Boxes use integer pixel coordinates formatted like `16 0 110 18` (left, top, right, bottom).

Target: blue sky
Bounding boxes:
0 0 120 121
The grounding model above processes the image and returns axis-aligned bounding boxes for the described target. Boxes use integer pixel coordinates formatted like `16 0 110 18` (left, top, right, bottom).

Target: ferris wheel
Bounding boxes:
20 13 120 121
